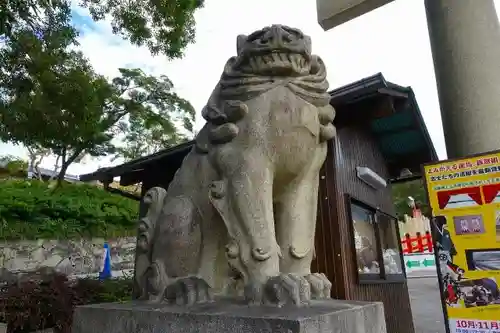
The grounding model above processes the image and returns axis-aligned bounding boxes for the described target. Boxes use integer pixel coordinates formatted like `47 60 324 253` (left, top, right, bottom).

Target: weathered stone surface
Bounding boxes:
135 24 337 307
0 237 135 281
72 299 386 333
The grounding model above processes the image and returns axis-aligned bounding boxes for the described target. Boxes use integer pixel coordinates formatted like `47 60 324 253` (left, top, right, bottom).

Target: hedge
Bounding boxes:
0 270 134 333
0 179 139 240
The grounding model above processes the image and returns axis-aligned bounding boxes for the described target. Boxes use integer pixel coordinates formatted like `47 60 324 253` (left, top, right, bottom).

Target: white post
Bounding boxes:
425 0 500 158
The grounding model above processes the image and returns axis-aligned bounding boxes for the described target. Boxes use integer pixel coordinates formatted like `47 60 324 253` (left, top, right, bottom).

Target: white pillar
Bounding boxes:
425 0 500 159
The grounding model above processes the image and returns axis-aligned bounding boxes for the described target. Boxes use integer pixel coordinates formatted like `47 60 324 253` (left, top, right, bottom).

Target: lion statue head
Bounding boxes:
233 25 314 76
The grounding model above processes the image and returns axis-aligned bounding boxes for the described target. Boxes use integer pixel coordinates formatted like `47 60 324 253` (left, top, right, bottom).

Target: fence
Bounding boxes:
401 231 433 254
401 231 436 275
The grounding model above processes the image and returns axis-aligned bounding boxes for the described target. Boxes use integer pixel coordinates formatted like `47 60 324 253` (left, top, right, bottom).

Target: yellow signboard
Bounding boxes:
423 152 500 333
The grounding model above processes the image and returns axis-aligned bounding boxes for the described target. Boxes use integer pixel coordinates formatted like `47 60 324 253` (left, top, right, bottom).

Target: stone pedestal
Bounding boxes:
72 298 386 333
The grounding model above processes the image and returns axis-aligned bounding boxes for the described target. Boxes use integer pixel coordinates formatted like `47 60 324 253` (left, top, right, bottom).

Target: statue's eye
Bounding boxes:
247 31 265 43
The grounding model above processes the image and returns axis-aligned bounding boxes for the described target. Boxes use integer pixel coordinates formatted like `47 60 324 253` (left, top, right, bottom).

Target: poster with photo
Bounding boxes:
424 151 500 333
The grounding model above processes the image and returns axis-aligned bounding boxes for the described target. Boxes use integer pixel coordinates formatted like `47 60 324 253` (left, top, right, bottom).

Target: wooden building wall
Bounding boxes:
313 125 415 333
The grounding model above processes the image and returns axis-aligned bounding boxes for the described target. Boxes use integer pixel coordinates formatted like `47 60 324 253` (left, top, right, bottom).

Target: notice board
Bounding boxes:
423 151 500 333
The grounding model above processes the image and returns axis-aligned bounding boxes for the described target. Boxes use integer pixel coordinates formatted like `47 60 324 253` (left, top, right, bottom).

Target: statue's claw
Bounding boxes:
165 276 214 306
304 273 332 299
263 273 312 307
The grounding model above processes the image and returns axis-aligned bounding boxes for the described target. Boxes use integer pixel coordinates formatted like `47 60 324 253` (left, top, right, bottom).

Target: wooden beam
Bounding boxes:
120 169 144 186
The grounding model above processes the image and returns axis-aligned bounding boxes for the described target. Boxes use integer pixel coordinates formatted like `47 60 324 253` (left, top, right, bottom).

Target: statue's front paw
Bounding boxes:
165 276 213 306
304 273 332 299
261 273 312 307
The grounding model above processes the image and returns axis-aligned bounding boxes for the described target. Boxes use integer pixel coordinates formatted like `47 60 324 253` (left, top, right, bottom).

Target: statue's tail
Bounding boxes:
132 186 167 300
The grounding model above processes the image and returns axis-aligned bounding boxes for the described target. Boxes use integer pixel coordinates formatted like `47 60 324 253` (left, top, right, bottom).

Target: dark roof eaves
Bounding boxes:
79 140 195 181
405 87 439 162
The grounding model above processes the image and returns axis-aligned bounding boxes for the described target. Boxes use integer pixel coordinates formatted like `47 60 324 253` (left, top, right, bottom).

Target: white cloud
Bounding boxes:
73 0 445 164
2 0 500 176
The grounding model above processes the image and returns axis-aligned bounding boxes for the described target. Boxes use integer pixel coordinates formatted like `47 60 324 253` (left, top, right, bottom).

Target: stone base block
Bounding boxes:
72 298 386 333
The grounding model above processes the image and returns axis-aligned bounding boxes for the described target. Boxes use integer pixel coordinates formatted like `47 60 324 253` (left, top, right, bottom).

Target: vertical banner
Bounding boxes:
423 152 500 333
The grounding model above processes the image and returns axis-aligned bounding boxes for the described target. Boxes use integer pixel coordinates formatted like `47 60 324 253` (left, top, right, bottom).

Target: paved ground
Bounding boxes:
408 275 446 333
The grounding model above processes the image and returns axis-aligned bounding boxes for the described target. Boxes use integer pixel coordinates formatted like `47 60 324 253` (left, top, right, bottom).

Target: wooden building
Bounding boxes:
80 73 438 333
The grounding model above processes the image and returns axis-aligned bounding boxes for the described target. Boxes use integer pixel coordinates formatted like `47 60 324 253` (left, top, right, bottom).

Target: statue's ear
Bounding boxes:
236 34 247 55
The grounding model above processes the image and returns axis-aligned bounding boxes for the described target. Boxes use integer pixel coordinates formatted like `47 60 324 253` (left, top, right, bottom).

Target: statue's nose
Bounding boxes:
261 25 290 47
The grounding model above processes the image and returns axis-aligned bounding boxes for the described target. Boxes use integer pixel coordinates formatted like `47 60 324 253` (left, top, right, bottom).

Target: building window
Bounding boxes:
378 212 404 276
348 195 405 283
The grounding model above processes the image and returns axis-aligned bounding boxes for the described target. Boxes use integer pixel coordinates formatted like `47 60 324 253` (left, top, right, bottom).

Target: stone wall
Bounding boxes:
0 237 136 283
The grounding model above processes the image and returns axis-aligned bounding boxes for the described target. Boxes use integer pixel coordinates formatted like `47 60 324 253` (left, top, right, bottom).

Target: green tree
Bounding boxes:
0 27 195 186
114 77 193 162
391 179 431 219
1 0 204 58
0 0 72 39
0 155 28 177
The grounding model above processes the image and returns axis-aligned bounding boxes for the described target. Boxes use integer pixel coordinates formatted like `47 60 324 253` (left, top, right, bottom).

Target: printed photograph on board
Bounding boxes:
433 216 458 263
436 187 483 210
466 249 500 271
432 216 468 307
481 183 500 205
459 277 500 308
452 215 485 236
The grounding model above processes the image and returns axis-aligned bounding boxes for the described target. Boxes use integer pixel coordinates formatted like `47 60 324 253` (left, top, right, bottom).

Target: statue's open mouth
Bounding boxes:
234 25 313 76
243 51 310 75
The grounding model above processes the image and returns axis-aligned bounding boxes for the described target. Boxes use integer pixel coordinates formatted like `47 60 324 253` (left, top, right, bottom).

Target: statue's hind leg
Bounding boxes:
147 196 215 305
274 145 332 299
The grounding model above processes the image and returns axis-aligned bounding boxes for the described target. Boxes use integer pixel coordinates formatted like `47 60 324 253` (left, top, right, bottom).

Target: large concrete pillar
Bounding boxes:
425 0 500 158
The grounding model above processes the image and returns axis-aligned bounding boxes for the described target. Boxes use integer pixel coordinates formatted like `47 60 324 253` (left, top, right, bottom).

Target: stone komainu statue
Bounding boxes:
134 25 336 306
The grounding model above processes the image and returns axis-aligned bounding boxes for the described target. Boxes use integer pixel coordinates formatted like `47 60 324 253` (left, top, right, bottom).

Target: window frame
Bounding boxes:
345 194 406 284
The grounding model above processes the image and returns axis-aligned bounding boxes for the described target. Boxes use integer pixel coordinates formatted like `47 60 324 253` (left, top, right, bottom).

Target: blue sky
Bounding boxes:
70 10 95 35
1 0 499 176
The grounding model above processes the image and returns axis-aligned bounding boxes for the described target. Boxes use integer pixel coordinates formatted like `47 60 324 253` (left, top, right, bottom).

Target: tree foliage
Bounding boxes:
0 0 73 40
1 0 204 57
0 155 28 178
0 26 195 184
114 69 194 161
391 178 431 219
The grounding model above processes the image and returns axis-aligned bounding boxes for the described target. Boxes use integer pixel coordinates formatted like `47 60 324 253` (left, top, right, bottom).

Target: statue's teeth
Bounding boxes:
298 56 305 68
271 53 281 64
263 55 273 64
278 53 288 62
249 57 258 71
256 56 265 69
290 54 300 72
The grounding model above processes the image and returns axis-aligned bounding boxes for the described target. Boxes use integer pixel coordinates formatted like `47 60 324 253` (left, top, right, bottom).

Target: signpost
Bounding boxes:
404 253 436 274
423 151 500 333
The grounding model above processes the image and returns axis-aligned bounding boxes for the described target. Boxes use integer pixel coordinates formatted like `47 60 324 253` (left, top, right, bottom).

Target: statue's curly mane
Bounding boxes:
192 25 336 154
195 53 335 154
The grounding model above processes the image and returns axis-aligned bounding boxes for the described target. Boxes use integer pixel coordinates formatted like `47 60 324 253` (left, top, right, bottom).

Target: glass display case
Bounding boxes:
378 212 404 276
351 202 380 277
348 195 406 283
